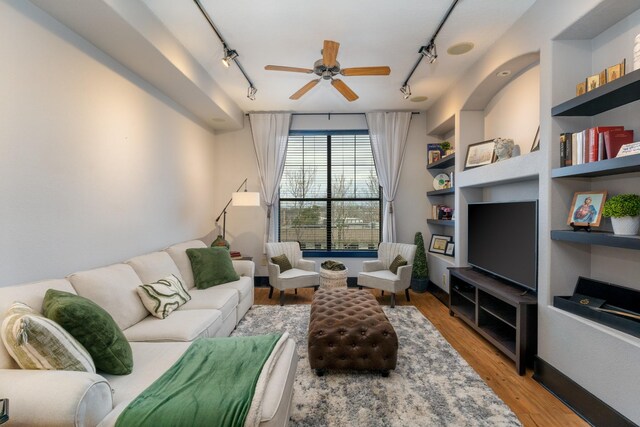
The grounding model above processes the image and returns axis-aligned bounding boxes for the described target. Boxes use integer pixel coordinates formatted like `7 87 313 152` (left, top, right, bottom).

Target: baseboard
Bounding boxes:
427 281 449 307
533 357 637 427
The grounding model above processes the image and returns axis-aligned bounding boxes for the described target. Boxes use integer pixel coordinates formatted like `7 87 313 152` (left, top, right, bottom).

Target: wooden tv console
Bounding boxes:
448 267 537 375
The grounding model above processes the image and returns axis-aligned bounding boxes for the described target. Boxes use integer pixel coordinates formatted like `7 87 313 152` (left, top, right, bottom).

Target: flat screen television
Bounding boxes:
467 200 538 292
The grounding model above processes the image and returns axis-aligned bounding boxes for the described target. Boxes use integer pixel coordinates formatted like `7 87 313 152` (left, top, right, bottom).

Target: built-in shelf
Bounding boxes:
427 188 455 197
551 68 640 117
551 230 640 250
427 219 455 227
427 153 455 170
551 154 640 178
458 150 541 188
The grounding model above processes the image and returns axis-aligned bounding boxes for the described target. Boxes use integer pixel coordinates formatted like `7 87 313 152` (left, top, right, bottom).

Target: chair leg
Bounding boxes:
390 293 396 308
313 286 319 291
358 286 363 290
279 290 285 306
405 288 410 302
381 290 384 296
268 286 274 299
295 288 297 295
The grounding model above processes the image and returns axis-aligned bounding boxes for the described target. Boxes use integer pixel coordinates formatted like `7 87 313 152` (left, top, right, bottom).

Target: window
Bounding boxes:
279 131 381 253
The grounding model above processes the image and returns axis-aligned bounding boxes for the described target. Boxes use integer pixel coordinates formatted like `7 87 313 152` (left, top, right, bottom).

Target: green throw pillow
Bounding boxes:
186 247 240 289
389 255 408 274
271 254 293 273
43 289 133 375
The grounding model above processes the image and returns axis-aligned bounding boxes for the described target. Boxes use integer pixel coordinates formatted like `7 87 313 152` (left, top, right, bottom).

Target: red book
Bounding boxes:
588 126 623 162
604 130 635 158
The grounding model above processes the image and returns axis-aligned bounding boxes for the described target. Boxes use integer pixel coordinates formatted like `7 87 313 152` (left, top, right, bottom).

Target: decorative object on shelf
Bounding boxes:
567 191 607 227
599 69 607 85
602 193 640 235
0 398 7 425
428 150 441 164
444 242 455 257
617 141 640 158
211 234 230 250
214 178 261 242
606 59 625 83
433 173 451 190
576 81 586 96
464 139 495 169
531 126 540 152
635 34 640 71
428 234 451 254
586 73 600 91
411 232 429 293
494 138 515 161
440 140 454 156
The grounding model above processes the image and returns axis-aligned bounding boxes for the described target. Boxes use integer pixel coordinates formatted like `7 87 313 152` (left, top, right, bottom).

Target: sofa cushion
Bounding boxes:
1 302 95 373
216 276 253 301
0 279 76 369
123 310 222 342
389 254 407 274
43 289 133 375
126 251 183 285
165 240 207 290
137 275 191 319
180 286 238 320
186 247 240 289
270 254 293 272
68 264 147 331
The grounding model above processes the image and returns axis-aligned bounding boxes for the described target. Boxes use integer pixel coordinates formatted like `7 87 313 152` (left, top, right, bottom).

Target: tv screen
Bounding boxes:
467 201 538 292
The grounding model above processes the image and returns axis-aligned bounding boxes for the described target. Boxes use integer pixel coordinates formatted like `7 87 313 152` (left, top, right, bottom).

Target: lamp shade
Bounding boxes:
232 191 260 206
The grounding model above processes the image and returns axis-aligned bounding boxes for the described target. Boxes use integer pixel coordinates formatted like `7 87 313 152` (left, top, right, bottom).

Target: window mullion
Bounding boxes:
326 135 332 251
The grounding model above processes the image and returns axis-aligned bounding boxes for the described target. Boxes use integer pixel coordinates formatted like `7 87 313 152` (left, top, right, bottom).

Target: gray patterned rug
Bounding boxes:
231 304 521 427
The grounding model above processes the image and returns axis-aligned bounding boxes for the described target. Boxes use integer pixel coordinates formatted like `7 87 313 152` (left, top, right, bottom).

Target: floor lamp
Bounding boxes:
214 178 260 246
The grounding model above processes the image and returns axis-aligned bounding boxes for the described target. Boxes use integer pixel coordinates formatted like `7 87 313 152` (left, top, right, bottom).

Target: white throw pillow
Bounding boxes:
137 275 191 319
1 302 95 372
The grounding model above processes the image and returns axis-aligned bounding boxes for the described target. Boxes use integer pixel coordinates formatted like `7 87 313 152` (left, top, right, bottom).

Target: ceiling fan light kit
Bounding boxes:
265 39 391 102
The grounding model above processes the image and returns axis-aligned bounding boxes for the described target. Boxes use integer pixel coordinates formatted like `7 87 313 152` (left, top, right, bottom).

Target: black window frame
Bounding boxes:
278 129 382 257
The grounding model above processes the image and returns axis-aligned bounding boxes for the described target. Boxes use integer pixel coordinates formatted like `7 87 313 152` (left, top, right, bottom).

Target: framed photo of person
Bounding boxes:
464 140 496 169
567 191 607 227
428 234 452 254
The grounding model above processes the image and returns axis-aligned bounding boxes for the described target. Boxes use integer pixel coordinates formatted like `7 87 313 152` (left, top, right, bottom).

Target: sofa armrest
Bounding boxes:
362 260 384 272
0 369 112 426
297 259 316 272
232 260 255 279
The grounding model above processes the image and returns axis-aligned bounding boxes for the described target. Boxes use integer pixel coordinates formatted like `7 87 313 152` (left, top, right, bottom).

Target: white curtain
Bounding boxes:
366 112 412 242
249 113 292 250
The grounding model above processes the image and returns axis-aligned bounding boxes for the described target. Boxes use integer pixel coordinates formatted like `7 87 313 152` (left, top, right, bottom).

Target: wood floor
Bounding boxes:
254 286 588 427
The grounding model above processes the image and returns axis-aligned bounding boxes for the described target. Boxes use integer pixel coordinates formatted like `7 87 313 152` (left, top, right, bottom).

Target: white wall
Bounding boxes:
0 1 217 286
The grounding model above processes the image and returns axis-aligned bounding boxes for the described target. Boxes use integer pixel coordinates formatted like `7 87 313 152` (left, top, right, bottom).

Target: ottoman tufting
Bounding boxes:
308 288 398 376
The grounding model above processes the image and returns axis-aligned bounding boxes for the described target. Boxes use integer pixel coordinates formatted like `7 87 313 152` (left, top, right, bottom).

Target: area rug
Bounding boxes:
231 305 521 427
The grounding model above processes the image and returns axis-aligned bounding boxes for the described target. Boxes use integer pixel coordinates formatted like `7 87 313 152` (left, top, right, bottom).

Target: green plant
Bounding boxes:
440 140 451 152
412 232 428 280
602 194 640 218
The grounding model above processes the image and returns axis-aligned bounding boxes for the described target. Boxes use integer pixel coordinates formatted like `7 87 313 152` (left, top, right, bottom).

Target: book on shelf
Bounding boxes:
561 127 633 166
604 130 634 158
587 126 623 162
230 251 242 259
560 133 572 167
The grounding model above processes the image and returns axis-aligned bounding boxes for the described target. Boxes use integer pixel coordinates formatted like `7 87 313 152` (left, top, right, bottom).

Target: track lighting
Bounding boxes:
247 86 257 101
419 42 438 64
400 84 411 99
221 47 238 68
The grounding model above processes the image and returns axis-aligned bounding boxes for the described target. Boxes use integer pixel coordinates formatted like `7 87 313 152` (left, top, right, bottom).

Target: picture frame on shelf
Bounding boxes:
444 242 455 257
575 81 586 96
599 69 607 86
428 150 441 164
464 140 495 169
567 191 607 227
531 125 540 152
606 60 625 83
586 74 600 91
428 234 452 254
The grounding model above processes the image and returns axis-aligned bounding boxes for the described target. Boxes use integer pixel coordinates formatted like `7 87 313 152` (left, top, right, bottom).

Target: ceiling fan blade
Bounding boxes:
265 65 314 74
331 79 359 102
322 40 340 68
341 66 391 76
290 79 320 100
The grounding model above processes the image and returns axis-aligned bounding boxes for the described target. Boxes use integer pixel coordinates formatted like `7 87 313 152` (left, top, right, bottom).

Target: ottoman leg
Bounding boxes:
405 288 410 302
279 290 285 306
390 293 396 308
268 286 274 299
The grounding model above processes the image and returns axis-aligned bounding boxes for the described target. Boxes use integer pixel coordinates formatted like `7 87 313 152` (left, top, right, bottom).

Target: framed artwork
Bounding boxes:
429 234 452 254
606 60 625 83
586 74 600 91
464 140 496 169
428 150 441 164
531 125 540 152
567 191 607 227
599 69 607 86
444 242 455 257
576 81 586 96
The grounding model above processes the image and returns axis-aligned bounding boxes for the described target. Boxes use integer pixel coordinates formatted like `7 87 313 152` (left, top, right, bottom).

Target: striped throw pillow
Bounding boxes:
1 301 95 372
137 274 191 319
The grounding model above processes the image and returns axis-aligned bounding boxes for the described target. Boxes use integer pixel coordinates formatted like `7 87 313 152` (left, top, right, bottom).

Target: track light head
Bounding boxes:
419 42 438 64
400 84 411 99
247 86 257 101
221 48 238 68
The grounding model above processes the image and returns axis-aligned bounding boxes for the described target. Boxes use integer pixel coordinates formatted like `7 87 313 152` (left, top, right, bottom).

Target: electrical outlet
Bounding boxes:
442 274 447 286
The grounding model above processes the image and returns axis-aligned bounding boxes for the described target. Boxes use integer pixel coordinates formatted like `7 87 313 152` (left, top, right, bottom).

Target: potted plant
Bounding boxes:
440 141 453 156
411 232 429 293
602 193 640 235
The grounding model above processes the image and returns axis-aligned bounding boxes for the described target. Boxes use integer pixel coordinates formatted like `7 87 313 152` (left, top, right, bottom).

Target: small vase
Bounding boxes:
611 216 640 236
211 235 230 249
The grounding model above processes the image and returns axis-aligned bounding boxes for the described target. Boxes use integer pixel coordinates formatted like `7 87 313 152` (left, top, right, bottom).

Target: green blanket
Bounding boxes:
116 334 282 427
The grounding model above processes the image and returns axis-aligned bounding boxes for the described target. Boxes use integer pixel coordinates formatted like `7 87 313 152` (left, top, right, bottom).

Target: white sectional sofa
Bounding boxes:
0 239 298 427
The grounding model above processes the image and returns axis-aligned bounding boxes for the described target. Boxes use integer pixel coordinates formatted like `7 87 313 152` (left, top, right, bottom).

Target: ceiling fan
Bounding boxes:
264 40 391 102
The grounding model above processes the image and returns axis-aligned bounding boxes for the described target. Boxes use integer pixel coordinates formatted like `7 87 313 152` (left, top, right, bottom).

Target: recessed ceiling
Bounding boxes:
141 0 536 114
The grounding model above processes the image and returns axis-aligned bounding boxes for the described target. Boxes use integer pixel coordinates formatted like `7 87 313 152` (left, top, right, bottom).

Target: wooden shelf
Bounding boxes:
451 286 475 304
551 230 640 250
427 153 455 170
427 219 455 227
427 187 454 196
551 154 640 178
551 68 640 117
450 302 475 322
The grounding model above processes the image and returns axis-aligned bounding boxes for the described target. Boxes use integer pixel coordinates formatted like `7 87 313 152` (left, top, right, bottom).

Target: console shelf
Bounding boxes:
550 230 640 250
426 219 455 227
551 154 640 178
427 188 455 197
448 267 537 375
427 153 455 170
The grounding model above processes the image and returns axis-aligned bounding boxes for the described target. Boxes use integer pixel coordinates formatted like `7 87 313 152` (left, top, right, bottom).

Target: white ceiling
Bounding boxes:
142 0 536 114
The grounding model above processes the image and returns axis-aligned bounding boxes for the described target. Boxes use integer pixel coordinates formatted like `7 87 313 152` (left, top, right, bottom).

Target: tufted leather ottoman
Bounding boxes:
308 288 398 376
